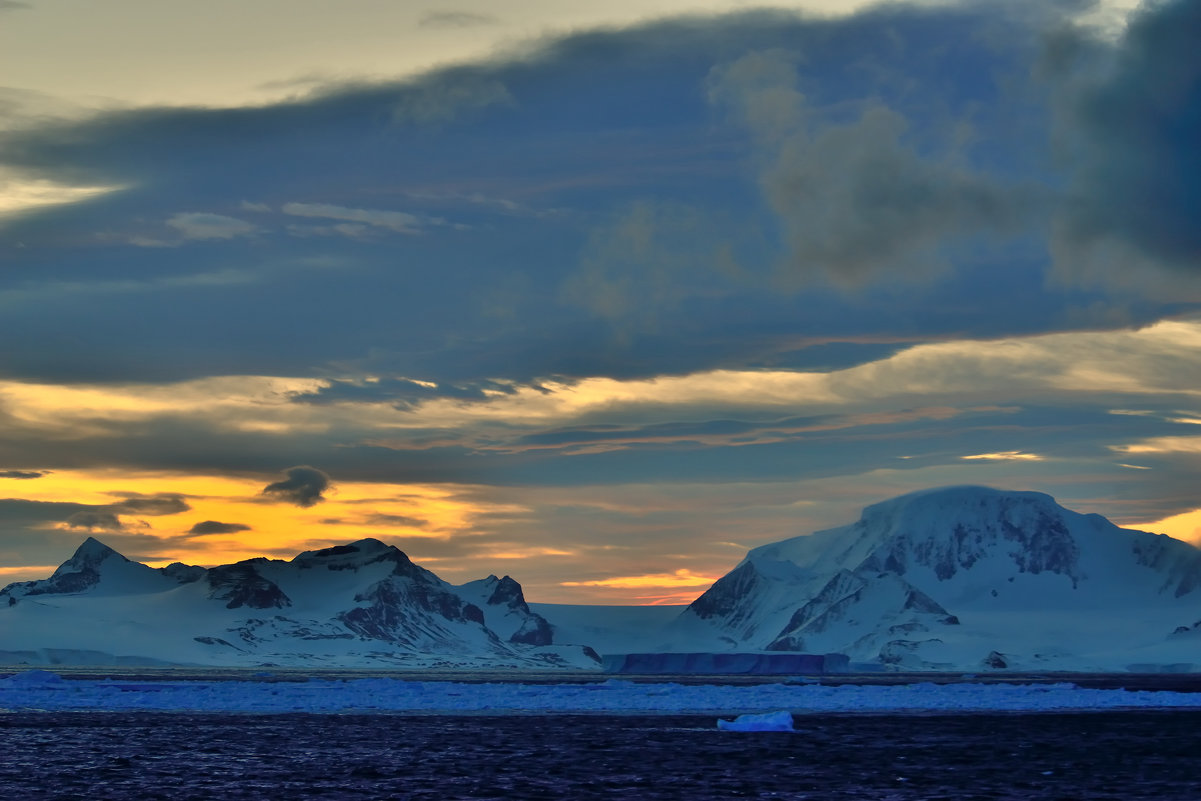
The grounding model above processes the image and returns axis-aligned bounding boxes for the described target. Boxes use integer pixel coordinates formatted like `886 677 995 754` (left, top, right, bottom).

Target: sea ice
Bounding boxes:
0 669 64 686
4 671 1201 715
717 710 795 731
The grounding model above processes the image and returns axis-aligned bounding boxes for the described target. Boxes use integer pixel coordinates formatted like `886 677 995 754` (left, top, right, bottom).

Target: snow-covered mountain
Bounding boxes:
670 486 1201 671
5 487 1199 672
0 538 600 669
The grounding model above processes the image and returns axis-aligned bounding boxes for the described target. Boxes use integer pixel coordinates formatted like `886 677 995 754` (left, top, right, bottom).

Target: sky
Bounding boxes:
1 0 1198 605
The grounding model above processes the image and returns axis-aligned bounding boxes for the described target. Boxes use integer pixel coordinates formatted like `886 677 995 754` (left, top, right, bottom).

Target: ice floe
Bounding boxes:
717 710 795 731
3 671 1201 715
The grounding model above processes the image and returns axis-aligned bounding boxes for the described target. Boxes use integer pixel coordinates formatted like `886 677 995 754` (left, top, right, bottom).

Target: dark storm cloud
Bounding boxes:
261 466 331 507
708 49 1037 288
0 470 48 479
1050 0 1201 276
0 2 1187 393
187 520 251 535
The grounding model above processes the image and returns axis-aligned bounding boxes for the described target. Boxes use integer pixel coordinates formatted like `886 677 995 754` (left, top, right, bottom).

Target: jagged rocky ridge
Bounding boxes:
670 486 1201 671
0 538 599 669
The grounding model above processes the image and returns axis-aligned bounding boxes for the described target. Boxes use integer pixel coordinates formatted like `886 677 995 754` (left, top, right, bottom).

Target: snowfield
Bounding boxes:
3 670 1201 715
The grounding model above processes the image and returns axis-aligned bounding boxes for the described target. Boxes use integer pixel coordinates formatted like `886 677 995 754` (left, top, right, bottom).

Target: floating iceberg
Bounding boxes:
717 710 795 732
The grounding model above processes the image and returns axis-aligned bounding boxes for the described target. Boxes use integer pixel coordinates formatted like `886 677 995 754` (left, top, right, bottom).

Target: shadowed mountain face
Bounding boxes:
0 538 597 669
675 486 1201 671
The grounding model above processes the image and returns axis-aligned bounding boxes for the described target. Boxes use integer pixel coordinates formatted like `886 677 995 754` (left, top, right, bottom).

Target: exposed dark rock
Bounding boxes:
194 636 243 650
687 561 760 620
510 615 554 646
161 562 206 584
984 651 1008 669
463 603 485 625
338 576 489 649
206 563 292 610
486 576 530 614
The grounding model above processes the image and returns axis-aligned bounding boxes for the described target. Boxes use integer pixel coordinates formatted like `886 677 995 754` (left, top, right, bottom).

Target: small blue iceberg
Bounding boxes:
717 710 794 732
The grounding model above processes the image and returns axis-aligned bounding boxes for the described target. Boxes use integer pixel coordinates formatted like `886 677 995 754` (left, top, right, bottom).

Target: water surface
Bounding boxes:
3 710 1199 799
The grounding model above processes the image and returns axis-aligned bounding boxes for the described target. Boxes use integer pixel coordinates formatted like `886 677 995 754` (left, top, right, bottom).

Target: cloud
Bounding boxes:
389 72 511 125
0 174 123 220
64 511 125 531
0 2 29 11
0 499 95 529
419 11 498 28
261 465 332 507
281 202 441 235
0 469 48 479
0 3 1192 398
164 212 257 241
291 376 520 408
1049 0 1201 284
708 49 1035 288
961 451 1045 462
107 495 191 516
365 513 429 528
1112 437 1201 456
564 200 746 324
45 494 191 535
187 520 252 535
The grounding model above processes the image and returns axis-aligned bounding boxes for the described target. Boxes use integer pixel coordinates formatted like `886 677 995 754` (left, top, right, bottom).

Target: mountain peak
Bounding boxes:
71 536 122 561
677 485 1201 669
850 486 1082 583
859 486 1058 522
55 537 127 576
291 538 400 569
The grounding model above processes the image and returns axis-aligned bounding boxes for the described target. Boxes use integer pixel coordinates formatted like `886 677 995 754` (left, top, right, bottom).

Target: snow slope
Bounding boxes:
0 538 598 669
528 603 686 655
673 487 1201 671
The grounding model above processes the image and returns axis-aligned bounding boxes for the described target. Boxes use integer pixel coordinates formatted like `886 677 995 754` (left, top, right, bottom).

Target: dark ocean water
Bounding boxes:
2 710 1199 800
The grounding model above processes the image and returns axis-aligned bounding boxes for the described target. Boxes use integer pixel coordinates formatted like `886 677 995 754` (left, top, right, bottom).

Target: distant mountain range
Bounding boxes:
4 486 1200 671
0 537 599 669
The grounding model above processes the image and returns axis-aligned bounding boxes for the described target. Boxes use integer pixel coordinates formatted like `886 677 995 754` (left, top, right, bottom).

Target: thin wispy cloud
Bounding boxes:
419 11 499 29
165 212 258 241
281 202 443 235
